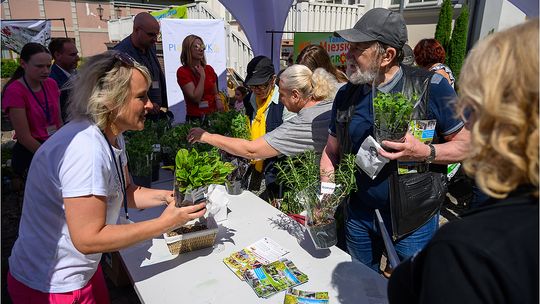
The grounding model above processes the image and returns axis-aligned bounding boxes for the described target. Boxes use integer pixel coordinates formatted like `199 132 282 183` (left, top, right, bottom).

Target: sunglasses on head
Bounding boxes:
100 52 135 81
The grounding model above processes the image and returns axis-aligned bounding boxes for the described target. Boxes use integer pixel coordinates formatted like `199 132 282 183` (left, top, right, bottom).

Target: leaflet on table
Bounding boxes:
283 288 329 304
397 119 436 175
223 237 289 280
244 258 309 298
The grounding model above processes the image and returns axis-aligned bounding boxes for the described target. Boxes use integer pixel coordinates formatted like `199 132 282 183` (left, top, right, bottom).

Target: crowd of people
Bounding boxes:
1 7 537 304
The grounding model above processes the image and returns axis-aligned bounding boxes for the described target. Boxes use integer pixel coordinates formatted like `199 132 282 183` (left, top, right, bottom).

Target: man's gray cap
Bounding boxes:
334 8 408 49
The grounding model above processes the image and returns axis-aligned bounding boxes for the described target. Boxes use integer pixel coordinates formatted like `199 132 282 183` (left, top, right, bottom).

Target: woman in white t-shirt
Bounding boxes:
7 51 207 303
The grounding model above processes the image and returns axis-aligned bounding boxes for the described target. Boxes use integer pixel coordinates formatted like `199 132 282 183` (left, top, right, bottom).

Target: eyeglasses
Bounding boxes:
249 80 272 91
100 52 135 81
193 44 206 51
109 52 135 70
144 31 159 38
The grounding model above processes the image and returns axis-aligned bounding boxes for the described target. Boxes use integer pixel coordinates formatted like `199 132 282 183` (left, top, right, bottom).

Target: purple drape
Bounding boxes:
218 0 294 72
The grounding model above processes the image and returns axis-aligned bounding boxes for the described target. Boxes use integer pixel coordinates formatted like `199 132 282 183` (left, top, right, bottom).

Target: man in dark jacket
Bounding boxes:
49 38 79 122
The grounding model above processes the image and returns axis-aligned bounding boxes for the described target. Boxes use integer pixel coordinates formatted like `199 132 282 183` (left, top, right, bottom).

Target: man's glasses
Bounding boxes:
249 80 273 91
144 31 159 38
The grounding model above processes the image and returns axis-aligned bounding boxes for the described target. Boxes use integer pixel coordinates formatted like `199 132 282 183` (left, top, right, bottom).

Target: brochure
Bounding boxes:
244 258 309 298
283 288 329 304
398 119 436 174
223 237 289 280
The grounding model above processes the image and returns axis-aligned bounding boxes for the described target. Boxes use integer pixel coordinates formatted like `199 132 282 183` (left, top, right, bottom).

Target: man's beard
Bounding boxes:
346 59 379 85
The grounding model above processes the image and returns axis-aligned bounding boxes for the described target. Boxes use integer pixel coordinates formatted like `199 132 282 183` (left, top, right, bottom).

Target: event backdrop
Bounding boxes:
293 32 348 68
1 20 52 53
161 18 226 124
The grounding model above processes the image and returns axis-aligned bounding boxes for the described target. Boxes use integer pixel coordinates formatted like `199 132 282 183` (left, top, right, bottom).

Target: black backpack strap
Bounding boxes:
335 84 362 159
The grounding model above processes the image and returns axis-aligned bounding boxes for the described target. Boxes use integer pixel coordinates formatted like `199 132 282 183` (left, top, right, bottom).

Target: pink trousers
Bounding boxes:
8 265 110 304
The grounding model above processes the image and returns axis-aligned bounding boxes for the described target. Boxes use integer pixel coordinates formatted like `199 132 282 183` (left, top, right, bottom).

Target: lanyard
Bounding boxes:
22 75 51 124
101 130 129 220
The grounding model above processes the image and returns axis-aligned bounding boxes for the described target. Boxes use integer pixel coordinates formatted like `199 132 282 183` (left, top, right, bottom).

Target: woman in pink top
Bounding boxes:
1 42 61 176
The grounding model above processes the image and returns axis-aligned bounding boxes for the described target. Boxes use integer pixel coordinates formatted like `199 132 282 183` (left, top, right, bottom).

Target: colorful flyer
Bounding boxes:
223 237 289 280
244 258 309 298
284 288 329 304
398 119 437 174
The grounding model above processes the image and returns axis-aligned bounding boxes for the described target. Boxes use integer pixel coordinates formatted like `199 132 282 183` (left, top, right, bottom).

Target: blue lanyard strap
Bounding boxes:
101 130 129 220
22 76 51 124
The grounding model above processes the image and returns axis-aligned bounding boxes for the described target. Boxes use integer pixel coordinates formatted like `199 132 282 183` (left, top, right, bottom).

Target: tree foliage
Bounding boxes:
448 4 469 81
434 0 453 52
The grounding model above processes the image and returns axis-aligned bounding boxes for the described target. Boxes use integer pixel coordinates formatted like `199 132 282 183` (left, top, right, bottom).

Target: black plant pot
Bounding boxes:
151 162 160 182
225 180 243 195
307 219 337 249
374 126 407 150
132 175 152 188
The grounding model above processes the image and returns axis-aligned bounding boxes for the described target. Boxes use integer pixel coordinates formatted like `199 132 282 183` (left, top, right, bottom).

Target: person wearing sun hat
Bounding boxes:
242 55 295 199
319 7 470 273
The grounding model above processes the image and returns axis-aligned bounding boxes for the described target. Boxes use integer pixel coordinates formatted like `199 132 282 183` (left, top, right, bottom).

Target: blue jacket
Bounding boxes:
49 64 70 122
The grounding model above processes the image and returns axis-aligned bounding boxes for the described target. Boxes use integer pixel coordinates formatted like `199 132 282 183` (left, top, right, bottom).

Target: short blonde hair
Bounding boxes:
180 34 206 67
67 51 151 130
455 19 539 199
279 64 338 101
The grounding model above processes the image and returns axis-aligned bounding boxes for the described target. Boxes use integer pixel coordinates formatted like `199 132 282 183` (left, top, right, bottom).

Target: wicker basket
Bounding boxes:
164 217 218 255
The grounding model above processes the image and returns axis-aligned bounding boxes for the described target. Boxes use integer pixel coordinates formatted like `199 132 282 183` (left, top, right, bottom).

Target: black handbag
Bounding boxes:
388 171 447 240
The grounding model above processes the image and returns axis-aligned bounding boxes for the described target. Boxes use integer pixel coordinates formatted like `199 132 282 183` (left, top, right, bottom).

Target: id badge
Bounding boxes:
199 101 209 108
152 81 160 89
46 125 57 136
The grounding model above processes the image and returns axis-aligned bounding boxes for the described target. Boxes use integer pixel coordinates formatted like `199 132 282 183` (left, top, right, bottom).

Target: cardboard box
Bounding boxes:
101 251 131 287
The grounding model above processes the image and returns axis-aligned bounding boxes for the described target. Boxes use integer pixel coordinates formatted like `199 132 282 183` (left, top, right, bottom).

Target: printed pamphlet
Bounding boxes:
223 237 289 280
283 288 329 304
398 119 437 174
244 258 309 298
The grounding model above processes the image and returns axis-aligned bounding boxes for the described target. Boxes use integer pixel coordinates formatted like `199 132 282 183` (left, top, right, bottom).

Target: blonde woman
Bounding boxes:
177 34 222 121
388 19 538 303
7 51 206 303
188 64 338 158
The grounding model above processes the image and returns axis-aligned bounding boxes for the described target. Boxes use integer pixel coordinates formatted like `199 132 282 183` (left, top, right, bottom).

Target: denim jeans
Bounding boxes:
345 204 439 272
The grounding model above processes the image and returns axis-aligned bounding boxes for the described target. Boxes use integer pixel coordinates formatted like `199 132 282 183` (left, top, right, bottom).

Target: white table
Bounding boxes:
119 171 388 304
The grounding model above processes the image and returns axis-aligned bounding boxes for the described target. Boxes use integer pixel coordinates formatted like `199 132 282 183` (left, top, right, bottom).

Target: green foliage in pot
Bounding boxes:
1 59 18 78
230 112 251 140
170 148 234 193
306 153 357 226
206 110 239 136
373 92 415 134
125 127 157 177
275 150 320 215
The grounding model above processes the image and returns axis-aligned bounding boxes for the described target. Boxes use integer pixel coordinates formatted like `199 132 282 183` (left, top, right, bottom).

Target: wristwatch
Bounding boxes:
426 144 436 164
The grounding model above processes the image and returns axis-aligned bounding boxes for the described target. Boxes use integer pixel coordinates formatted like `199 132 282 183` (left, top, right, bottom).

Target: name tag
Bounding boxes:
46 125 57 136
199 101 209 108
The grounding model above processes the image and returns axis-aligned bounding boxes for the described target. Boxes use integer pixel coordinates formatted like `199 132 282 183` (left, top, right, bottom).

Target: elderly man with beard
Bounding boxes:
320 8 470 273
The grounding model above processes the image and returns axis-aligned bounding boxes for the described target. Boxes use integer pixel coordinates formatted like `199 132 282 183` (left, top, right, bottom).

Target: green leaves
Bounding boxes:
373 92 415 133
174 148 234 193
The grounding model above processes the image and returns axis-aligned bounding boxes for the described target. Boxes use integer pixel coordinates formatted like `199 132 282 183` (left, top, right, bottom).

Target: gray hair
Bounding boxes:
279 64 338 101
66 51 151 130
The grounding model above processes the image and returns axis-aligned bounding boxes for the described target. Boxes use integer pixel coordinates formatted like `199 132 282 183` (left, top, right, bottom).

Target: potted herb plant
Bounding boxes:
373 92 415 146
125 128 156 188
166 148 234 207
295 153 357 249
275 150 320 218
223 112 251 195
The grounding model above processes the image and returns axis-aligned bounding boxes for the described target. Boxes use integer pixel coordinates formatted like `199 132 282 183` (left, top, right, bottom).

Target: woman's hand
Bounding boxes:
160 202 207 232
187 128 209 144
193 65 205 79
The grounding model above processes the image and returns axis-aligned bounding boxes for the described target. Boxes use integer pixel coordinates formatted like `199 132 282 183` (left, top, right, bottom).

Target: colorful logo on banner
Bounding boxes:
1 20 52 53
150 6 187 20
293 32 349 67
